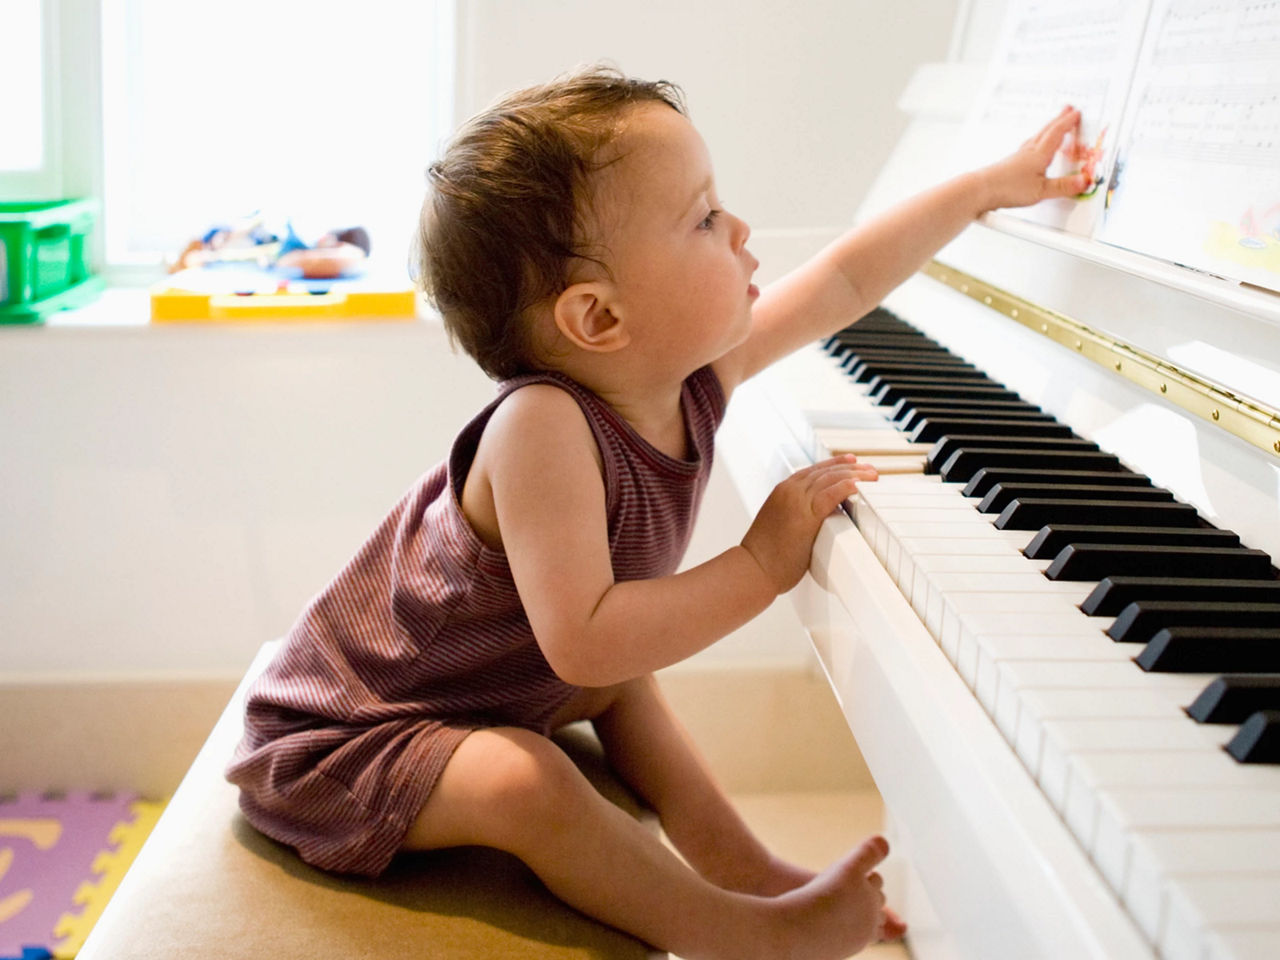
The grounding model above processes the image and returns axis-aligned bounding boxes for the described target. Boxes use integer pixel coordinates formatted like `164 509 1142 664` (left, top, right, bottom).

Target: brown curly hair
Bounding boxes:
415 65 686 380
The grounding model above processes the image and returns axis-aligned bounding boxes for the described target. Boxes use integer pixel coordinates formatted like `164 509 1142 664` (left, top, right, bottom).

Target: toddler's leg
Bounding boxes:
591 674 812 895
402 725 890 960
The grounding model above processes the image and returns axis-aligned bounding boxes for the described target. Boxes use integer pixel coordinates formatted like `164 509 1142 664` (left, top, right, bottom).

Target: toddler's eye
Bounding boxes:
698 209 722 231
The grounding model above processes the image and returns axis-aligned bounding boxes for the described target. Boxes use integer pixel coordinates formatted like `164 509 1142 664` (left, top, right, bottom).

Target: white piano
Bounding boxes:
718 3 1280 959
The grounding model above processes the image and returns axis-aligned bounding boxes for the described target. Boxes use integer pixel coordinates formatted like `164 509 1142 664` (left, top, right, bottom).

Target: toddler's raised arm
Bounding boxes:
713 107 1088 395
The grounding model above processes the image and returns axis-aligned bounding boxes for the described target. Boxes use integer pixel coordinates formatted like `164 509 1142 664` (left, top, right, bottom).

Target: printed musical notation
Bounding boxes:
1099 0 1280 293
972 0 1280 294
966 0 1151 235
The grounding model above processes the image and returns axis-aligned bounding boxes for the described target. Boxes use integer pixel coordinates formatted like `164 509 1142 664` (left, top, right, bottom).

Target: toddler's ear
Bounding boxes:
553 282 630 353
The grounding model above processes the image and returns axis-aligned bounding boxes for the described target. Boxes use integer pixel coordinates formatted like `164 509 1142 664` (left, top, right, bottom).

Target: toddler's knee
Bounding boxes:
482 730 589 836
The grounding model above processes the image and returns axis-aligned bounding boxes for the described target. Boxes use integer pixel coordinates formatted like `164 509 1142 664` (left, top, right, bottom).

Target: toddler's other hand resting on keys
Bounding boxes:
741 454 879 594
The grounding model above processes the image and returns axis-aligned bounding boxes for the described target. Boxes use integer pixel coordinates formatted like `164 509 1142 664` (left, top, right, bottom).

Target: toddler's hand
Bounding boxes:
980 106 1091 212
741 454 878 594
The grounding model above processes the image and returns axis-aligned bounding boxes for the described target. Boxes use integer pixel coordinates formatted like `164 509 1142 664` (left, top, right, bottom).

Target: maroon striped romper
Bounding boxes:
225 366 725 877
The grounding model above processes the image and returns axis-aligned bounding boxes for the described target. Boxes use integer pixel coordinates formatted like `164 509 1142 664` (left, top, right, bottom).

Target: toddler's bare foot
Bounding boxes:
751 853 816 895
761 835 903 960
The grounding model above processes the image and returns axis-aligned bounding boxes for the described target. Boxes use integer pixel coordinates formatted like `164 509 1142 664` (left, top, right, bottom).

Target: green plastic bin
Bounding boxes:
0 199 105 323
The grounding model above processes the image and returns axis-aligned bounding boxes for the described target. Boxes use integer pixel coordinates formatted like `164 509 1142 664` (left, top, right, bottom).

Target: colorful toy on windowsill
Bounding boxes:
155 213 414 323
169 212 372 280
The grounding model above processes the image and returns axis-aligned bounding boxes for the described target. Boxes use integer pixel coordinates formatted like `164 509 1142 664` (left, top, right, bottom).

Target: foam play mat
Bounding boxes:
0 793 164 959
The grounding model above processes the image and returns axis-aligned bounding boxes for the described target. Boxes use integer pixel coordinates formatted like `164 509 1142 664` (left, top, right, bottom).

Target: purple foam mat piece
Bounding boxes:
0 792 138 954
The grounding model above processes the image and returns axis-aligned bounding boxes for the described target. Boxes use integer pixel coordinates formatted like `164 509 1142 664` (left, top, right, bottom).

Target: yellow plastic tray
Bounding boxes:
151 283 416 323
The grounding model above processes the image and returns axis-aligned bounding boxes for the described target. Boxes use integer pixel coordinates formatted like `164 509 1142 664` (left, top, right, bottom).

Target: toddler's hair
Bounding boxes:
416 65 686 380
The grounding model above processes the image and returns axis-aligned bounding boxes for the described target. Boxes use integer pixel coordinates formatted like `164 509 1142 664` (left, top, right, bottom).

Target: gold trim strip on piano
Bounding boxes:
923 260 1280 460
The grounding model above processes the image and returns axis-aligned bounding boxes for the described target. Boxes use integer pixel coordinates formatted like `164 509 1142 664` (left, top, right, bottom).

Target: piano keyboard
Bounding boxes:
801 308 1280 959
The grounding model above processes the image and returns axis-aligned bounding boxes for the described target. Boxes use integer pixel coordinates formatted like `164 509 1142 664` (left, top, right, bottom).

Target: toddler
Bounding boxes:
226 66 1086 959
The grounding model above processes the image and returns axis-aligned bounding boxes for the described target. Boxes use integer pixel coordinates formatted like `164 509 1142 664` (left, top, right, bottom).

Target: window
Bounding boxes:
7 0 454 277
0 0 63 199
0 0 45 171
101 0 455 271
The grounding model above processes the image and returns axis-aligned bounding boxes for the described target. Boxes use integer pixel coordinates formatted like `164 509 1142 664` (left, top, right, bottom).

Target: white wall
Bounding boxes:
1 2 957 681
457 0 956 280
1 310 497 678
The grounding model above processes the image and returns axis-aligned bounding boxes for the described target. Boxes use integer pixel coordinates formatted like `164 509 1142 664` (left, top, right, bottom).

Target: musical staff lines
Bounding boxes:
1128 83 1280 167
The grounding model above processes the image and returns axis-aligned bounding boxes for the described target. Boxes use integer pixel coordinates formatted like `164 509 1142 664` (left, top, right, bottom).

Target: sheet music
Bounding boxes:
966 0 1153 234
1098 0 1280 295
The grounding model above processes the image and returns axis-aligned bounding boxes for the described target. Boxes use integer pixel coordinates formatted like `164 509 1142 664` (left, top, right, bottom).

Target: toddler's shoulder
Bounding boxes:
477 380 602 479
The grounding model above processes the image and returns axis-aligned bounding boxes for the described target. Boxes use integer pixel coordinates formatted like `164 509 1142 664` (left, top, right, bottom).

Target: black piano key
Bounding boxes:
910 418 1076 444
1187 675 1280 723
893 398 1045 423
868 373 1001 399
867 372 993 394
872 382 1021 407
826 332 938 350
978 483 1173 515
928 436 1100 475
1023 524 1238 561
1109 601 1280 644
840 347 959 368
965 469 1152 501
828 340 942 364
996 499 1203 531
1083 576 1279 616
1047 544 1274 581
939 449 1127 484
849 361 981 384
898 405 1053 431
1225 710 1280 763
1136 628 1280 673
977 483 1172 514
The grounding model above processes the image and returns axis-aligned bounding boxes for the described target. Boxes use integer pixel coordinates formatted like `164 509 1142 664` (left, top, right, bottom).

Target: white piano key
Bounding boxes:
865 507 994 527
1203 925 1280 960
1008 686 1187 778
897 536 1027 557
971 634 1133 715
857 473 954 494
1092 788 1280 894
1038 719 1231 813
1000 661 1208 774
852 493 973 509
884 521 1031 542
1162 876 1280 960
1064 749 1280 876
911 553 1044 574
948 606 1110 660
812 427 932 456
1126 829 1280 942
928 570 1093 597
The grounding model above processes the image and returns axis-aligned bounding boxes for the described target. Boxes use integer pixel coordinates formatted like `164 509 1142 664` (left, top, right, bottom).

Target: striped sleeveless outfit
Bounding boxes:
225 366 725 877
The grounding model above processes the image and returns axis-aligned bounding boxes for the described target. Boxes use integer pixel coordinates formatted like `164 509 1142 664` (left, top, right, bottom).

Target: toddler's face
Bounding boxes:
588 103 759 375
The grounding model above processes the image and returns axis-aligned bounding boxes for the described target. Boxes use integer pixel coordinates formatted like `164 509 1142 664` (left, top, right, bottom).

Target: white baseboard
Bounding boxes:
0 676 239 798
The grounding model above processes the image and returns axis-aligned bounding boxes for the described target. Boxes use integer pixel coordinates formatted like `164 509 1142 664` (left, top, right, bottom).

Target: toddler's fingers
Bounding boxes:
1046 171 1092 198
1034 105 1080 152
805 453 859 472
811 475 861 516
